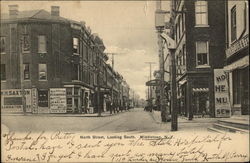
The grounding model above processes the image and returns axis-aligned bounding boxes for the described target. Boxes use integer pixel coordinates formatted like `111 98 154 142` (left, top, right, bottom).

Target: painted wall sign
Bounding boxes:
1 89 32 113
49 88 67 113
214 69 231 118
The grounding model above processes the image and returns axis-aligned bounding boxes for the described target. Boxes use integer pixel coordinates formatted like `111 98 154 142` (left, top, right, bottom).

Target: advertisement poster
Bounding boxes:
49 88 67 113
1 89 32 113
214 69 231 118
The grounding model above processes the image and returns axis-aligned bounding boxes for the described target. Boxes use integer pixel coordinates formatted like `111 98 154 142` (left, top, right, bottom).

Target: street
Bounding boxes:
1 108 216 133
1 108 162 133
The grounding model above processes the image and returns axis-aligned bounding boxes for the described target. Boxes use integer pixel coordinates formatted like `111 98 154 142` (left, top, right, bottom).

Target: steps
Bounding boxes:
208 118 249 134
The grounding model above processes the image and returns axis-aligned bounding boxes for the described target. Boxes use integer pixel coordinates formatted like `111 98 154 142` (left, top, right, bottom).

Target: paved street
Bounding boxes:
1 108 216 133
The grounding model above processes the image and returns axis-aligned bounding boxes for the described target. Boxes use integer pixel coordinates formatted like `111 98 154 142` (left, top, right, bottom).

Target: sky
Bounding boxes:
1 1 170 100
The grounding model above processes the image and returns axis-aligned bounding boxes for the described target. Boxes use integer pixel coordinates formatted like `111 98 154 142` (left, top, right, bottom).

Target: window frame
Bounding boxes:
23 63 30 80
0 36 6 54
195 41 210 67
38 63 47 81
73 37 80 55
38 35 47 54
22 34 30 53
231 6 237 42
195 0 209 27
1 64 6 81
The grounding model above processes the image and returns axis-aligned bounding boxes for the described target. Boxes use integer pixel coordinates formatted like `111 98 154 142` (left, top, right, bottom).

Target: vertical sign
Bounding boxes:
214 69 231 118
49 88 67 113
32 88 38 113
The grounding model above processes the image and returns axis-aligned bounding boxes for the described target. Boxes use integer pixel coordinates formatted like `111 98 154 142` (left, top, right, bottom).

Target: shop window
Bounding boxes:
195 0 208 26
73 37 79 54
39 64 47 80
22 35 30 53
23 63 30 80
231 6 237 42
38 35 47 53
0 37 6 54
196 41 209 66
1 64 6 80
74 87 79 95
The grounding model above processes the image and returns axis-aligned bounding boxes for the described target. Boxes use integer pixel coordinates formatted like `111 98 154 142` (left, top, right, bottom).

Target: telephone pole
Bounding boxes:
145 62 156 102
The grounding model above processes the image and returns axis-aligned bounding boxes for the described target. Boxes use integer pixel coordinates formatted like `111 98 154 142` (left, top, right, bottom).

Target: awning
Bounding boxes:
192 88 209 92
224 55 249 72
179 79 187 86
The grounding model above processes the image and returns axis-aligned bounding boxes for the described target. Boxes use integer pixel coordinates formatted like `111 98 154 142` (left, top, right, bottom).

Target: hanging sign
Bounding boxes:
214 69 231 118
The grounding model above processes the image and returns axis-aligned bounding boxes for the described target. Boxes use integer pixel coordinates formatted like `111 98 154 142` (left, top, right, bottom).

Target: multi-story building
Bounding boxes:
224 1 249 115
0 5 120 114
169 0 227 119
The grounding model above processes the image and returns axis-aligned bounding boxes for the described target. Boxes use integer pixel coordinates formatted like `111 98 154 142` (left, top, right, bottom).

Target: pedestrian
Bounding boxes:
84 95 89 114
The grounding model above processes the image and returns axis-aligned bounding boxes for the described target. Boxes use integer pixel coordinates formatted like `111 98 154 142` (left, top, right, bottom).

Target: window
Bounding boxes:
22 35 30 53
72 64 79 80
195 0 208 26
23 63 30 80
73 38 79 54
38 35 47 53
196 41 209 66
0 37 6 54
1 64 6 80
231 6 237 42
39 64 47 80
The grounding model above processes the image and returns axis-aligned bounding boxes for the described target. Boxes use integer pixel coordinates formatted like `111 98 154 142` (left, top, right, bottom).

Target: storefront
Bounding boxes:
225 34 249 116
178 74 213 119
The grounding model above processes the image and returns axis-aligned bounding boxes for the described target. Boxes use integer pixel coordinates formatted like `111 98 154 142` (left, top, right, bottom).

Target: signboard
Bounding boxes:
1 89 32 113
214 69 231 118
32 88 38 113
49 88 67 113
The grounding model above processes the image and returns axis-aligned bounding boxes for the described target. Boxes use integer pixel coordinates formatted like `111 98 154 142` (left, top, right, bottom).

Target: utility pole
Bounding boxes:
155 0 171 122
145 62 156 103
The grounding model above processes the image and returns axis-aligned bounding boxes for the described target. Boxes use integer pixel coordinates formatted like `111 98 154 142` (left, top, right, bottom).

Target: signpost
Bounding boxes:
214 69 231 118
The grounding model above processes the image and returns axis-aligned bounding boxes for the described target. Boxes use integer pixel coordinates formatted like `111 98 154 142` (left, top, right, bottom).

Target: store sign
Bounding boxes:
226 34 249 58
32 88 38 113
1 89 32 113
214 69 231 118
49 88 67 113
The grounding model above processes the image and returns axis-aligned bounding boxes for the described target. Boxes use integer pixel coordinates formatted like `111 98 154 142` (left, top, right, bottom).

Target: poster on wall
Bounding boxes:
214 69 231 118
49 88 67 113
32 88 38 113
1 89 32 113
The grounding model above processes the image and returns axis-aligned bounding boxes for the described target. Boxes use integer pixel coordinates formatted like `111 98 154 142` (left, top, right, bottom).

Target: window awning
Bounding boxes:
192 88 209 92
224 55 249 72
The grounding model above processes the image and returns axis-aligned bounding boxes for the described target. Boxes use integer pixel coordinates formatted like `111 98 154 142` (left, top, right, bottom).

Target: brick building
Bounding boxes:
1 5 131 114
169 0 227 119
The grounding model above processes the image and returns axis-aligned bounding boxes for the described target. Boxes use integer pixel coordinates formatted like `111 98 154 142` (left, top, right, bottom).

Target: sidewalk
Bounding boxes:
150 110 218 132
1 110 128 117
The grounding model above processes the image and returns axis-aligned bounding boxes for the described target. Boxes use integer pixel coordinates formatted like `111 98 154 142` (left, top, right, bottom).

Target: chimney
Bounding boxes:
51 6 60 17
9 5 18 18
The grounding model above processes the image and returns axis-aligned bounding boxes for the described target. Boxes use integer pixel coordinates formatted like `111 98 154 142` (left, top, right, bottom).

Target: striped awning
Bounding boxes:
192 88 209 92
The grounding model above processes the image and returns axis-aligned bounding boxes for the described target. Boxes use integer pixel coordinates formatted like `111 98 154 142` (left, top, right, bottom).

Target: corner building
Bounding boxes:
169 0 226 119
1 5 106 114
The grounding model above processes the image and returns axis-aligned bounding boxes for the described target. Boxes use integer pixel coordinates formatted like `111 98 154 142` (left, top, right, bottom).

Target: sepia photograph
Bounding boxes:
1 0 249 162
